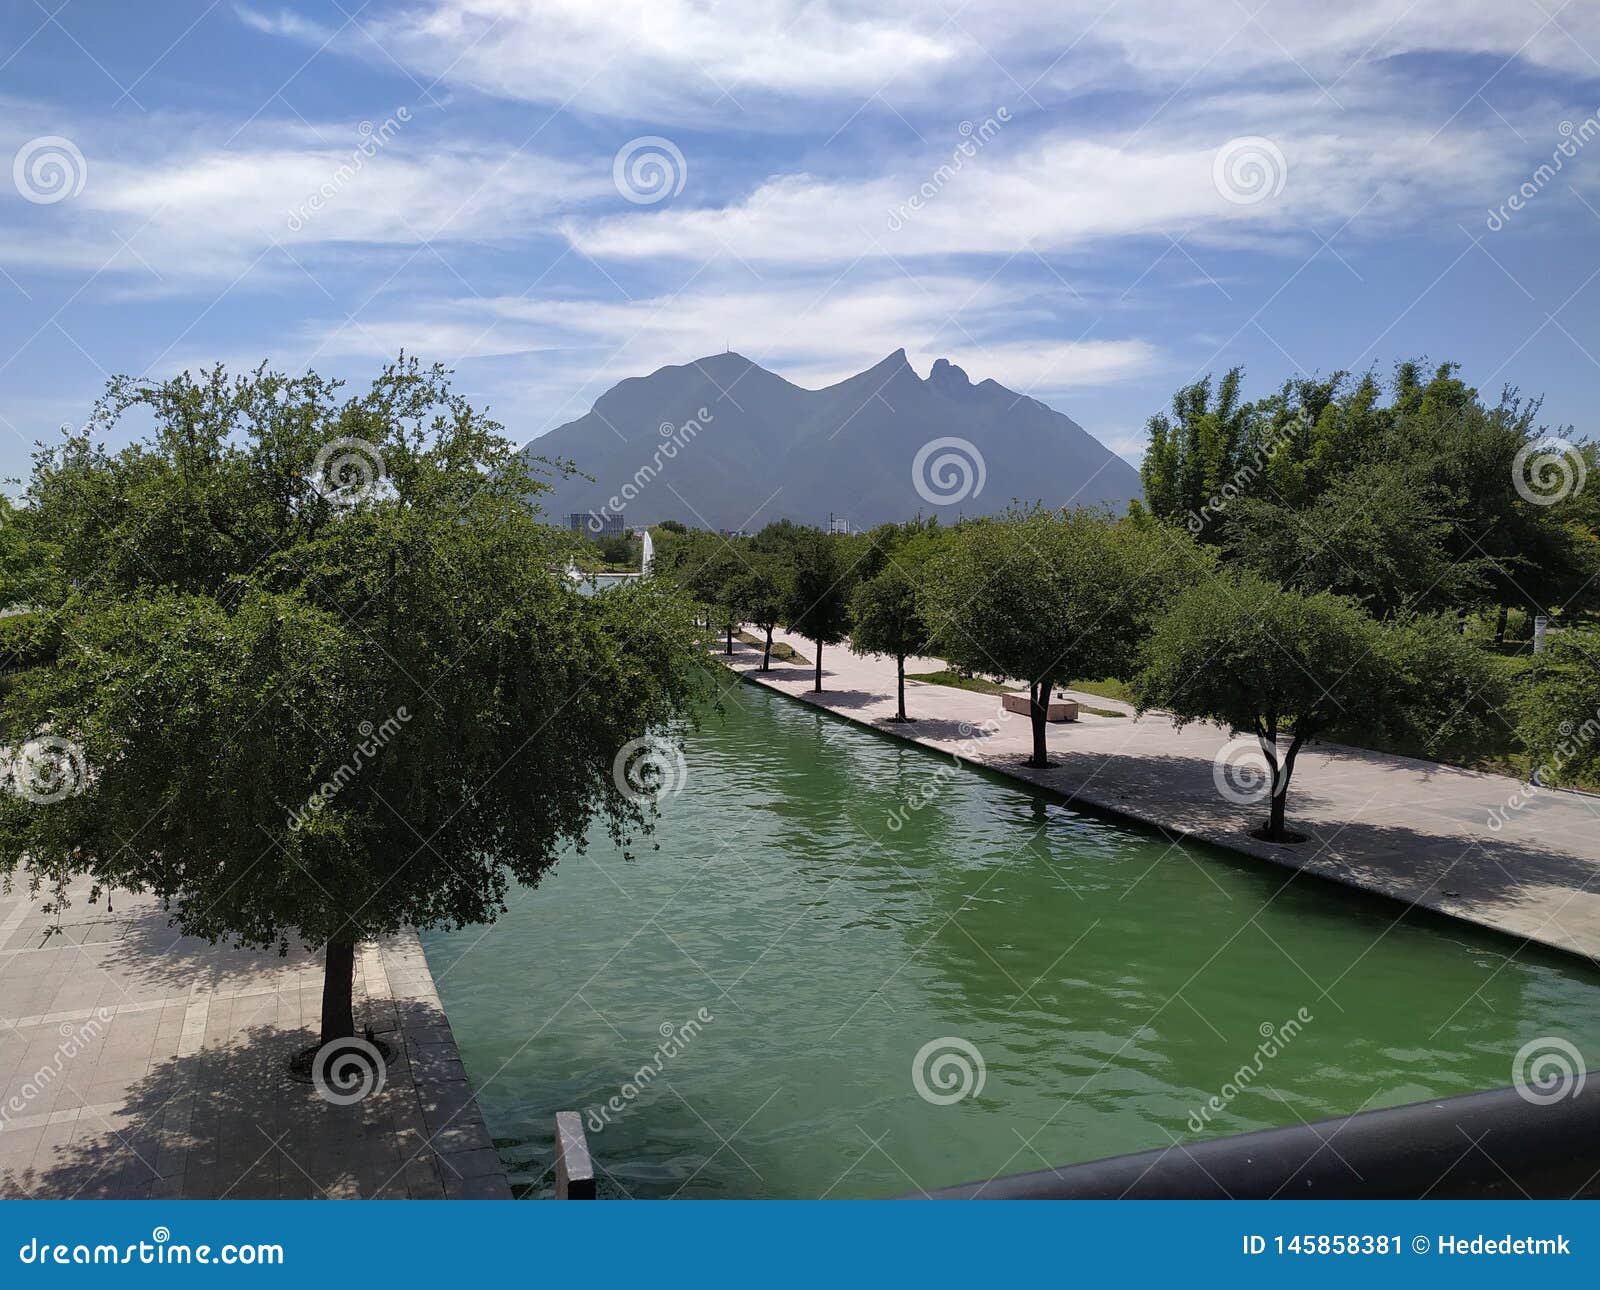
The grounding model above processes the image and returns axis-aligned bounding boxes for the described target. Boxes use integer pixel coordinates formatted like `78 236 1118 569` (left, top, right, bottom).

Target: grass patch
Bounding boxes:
905 669 1017 696
736 630 808 665
1065 677 1134 704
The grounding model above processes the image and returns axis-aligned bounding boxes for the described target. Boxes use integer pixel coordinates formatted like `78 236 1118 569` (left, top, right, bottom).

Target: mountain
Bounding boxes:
524 349 1142 531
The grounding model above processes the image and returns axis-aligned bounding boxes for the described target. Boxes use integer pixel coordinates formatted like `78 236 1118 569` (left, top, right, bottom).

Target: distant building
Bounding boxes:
570 512 626 536
827 515 850 535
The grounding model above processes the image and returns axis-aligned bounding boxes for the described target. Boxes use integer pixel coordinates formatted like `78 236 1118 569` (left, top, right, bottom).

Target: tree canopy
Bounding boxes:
1134 570 1503 840
784 528 853 692
922 507 1207 766
0 360 708 1044
1515 632 1600 789
726 559 787 670
849 563 930 720
1139 360 1600 631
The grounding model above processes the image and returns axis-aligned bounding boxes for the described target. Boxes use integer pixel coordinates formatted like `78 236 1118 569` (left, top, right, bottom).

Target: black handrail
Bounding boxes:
920 1079 1598 1199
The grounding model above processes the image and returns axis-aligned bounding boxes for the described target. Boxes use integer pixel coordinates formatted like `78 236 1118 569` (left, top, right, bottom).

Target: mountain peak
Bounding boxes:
529 349 1141 529
689 350 757 374
928 357 972 392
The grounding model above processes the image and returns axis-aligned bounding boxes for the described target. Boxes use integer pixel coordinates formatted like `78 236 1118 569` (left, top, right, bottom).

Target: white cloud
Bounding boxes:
233 4 337 45
6 117 608 282
1025 0 1600 85
304 0 962 125
565 113 1511 266
1094 426 1151 467
243 0 1600 125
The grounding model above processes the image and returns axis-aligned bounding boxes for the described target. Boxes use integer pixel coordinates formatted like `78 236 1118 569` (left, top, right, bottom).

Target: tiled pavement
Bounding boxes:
0 880 510 1199
726 630 1600 964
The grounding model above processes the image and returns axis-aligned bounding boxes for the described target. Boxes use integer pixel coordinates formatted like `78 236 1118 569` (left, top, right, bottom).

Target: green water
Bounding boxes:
421 682 1600 1198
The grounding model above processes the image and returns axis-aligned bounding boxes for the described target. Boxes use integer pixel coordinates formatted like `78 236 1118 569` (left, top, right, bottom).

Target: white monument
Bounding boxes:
641 530 655 576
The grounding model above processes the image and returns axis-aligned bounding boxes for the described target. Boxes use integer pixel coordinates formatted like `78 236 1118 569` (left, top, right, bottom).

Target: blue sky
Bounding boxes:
1 0 1598 490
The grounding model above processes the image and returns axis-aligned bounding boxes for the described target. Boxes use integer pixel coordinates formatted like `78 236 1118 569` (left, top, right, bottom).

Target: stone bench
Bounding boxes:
1001 692 1078 722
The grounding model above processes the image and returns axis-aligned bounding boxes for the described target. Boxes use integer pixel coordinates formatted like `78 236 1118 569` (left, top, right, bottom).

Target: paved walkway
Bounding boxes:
0 880 510 1199
723 630 1600 964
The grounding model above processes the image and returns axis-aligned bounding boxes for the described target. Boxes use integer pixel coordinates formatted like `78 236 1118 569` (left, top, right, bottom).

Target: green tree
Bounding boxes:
923 508 1204 767
1515 632 1600 786
0 361 707 1049
0 494 57 611
1135 570 1502 841
656 531 742 638
1223 464 1486 620
749 519 809 556
594 531 638 567
701 551 746 655
726 559 787 670
1141 358 1600 632
784 528 852 692
1139 368 1251 541
849 564 929 720
0 611 59 675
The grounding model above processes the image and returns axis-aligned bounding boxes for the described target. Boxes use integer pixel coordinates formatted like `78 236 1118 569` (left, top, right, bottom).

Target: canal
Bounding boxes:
421 680 1600 1198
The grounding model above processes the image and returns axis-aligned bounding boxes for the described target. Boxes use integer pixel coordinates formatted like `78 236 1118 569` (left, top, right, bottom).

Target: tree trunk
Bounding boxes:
762 625 772 671
1260 726 1305 843
1026 679 1053 767
813 641 823 692
725 622 734 655
1494 604 1509 647
320 939 357 1043
896 654 907 720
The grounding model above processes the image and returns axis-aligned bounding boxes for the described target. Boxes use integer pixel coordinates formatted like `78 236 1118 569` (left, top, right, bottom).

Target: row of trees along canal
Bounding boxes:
653 360 1600 847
